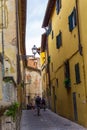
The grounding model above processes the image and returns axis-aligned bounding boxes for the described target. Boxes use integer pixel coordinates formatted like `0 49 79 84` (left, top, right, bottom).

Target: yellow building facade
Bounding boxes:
42 0 87 127
40 33 49 101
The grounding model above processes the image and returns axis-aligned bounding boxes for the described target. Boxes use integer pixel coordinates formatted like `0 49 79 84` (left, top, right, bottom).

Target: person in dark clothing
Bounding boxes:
41 97 46 111
35 96 41 107
35 96 41 116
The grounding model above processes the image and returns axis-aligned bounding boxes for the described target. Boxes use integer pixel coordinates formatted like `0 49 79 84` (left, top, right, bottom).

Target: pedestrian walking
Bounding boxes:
34 95 41 116
41 96 46 111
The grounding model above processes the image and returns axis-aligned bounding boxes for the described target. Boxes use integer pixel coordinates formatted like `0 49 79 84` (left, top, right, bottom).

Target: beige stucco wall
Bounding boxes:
0 0 17 80
4 0 17 81
25 69 42 105
25 57 42 105
0 0 17 101
0 63 3 100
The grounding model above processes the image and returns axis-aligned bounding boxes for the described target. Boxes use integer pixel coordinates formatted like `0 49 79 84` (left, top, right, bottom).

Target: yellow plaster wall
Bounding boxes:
70 53 87 126
47 0 87 127
48 0 79 73
78 0 87 99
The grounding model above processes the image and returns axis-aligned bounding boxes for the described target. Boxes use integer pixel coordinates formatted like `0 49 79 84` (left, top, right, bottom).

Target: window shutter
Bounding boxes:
0 53 3 63
52 30 54 39
65 60 70 78
56 0 59 14
56 0 61 14
59 32 62 45
59 0 61 9
56 32 62 49
73 8 77 26
48 56 51 63
46 29 50 36
47 22 52 36
68 8 77 32
64 60 71 88
75 63 80 84
56 78 58 87
68 14 73 31
56 35 60 49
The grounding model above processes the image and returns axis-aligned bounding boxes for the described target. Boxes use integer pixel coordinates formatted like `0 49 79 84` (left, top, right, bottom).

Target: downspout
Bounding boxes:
44 27 51 109
76 0 87 99
76 0 82 56
15 0 21 84
1 0 5 77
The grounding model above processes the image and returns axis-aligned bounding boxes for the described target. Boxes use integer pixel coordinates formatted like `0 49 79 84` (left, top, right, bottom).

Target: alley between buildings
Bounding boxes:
20 109 87 130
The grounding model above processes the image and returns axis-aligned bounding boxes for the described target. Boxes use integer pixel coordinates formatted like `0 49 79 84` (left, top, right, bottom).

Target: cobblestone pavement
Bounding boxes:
20 109 87 130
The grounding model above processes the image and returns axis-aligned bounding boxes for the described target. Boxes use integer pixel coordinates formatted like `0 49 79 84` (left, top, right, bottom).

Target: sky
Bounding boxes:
26 0 48 56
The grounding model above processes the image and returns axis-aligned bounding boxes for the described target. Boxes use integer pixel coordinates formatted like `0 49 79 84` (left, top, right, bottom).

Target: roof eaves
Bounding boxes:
42 0 56 28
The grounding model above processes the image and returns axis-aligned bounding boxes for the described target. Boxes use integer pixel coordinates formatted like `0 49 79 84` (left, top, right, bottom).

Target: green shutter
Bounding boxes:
48 56 51 63
56 32 62 49
52 30 54 39
68 8 77 32
0 53 3 63
56 0 61 14
56 0 59 14
68 14 73 31
75 63 80 84
73 8 77 26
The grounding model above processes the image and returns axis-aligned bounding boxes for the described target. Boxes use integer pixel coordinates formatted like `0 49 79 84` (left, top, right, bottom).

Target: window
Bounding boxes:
51 62 53 72
68 8 77 31
75 63 81 84
3 83 14 101
0 53 3 63
48 56 51 63
56 78 58 87
52 30 54 39
56 31 62 49
47 22 52 36
56 0 61 14
64 60 71 88
65 60 70 79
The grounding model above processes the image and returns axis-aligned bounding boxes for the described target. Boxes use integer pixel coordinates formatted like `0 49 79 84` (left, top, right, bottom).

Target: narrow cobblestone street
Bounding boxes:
20 109 87 130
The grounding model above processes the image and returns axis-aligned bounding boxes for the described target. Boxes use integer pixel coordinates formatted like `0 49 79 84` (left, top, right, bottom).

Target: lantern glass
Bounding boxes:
32 45 37 56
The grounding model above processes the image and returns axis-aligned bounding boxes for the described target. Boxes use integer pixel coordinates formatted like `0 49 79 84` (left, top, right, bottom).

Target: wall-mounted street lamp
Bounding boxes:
32 45 37 57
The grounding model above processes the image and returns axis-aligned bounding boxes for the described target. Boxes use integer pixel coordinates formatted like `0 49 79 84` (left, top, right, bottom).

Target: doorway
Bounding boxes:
72 92 78 121
53 86 56 113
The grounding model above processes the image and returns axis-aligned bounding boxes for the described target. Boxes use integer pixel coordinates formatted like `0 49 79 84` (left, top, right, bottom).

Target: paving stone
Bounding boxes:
20 109 87 130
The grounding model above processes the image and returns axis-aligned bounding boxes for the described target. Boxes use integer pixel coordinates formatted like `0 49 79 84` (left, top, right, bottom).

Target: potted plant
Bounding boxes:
64 78 70 88
4 102 19 121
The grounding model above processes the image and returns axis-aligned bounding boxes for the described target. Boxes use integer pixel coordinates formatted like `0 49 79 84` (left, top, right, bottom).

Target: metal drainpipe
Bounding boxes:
76 0 87 99
44 27 51 109
15 0 21 84
1 0 5 77
76 0 82 56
